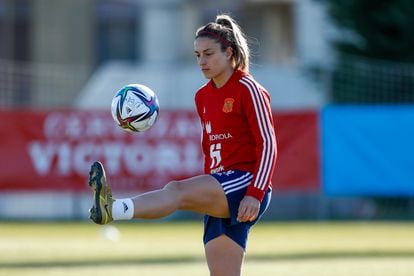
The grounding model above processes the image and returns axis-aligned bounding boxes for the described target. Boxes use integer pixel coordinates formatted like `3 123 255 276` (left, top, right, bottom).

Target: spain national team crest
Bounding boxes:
222 98 234 113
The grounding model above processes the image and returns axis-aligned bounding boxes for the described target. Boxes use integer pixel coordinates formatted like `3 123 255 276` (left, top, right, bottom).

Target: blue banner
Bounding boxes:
322 105 414 196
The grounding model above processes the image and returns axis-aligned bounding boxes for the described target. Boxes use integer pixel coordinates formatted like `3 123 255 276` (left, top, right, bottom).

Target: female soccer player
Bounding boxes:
88 14 277 276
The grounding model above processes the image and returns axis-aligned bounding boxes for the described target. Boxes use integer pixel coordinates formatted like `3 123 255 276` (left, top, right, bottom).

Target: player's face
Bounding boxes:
194 37 233 86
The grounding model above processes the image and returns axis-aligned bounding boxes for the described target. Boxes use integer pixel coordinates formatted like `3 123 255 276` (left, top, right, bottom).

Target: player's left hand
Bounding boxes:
237 196 260 222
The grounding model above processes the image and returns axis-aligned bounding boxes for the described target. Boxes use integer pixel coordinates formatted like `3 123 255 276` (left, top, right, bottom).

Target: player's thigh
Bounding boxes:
205 234 245 276
165 175 229 218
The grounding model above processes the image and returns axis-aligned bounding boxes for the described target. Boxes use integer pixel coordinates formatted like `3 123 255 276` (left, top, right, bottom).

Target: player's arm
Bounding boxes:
242 81 277 201
237 78 277 221
194 91 209 173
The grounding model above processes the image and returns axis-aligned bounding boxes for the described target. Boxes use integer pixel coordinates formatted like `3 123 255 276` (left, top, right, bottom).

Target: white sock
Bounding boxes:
112 198 134 220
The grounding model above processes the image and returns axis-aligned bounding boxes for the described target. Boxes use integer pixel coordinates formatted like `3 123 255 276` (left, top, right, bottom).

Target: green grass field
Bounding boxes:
1 221 414 275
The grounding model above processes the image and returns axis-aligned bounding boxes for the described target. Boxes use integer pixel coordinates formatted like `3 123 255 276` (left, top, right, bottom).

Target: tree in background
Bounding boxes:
318 0 414 218
318 0 414 103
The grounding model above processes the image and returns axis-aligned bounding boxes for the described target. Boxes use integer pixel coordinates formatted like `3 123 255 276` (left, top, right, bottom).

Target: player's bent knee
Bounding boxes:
163 180 184 193
163 180 200 210
163 180 189 202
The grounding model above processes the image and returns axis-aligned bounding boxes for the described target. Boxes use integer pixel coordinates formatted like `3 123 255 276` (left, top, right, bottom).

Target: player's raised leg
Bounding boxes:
128 174 230 219
88 161 230 224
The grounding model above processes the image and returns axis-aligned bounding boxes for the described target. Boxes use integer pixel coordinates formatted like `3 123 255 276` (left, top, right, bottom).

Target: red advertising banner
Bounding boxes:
0 109 319 193
272 110 320 192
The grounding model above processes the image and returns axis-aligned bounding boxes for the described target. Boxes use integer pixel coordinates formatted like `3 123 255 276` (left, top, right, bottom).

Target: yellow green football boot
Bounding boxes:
88 161 114 225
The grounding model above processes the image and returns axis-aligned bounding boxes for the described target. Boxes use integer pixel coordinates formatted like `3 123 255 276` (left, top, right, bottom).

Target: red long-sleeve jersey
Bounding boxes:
195 70 277 202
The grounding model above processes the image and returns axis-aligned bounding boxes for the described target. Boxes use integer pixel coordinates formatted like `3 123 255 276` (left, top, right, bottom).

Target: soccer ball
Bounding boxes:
111 84 159 132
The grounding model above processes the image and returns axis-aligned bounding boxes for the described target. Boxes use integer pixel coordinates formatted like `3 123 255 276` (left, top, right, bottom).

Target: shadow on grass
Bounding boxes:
2 251 414 269
0 256 201 269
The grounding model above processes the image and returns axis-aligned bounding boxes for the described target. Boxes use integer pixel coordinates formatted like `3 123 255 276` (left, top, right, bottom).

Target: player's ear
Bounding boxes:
225 47 233 60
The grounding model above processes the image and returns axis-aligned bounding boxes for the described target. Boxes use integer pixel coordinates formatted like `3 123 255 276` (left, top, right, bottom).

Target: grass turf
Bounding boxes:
1 221 414 275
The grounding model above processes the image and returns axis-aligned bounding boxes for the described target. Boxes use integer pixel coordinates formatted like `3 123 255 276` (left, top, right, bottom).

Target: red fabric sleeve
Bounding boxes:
239 77 277 201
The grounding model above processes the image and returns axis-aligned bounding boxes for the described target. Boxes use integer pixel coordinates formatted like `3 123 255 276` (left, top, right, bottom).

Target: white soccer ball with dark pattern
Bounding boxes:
111 84 159 132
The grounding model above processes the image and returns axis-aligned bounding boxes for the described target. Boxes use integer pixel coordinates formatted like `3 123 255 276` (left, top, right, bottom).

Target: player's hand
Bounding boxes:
237 196 260 222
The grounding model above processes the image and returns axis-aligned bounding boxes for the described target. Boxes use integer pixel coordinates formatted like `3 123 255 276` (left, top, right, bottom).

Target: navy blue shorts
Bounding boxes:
203 170 272 250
